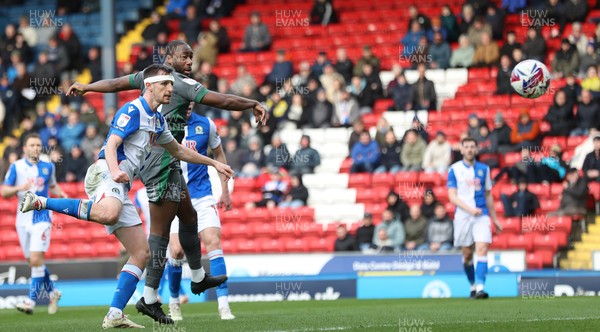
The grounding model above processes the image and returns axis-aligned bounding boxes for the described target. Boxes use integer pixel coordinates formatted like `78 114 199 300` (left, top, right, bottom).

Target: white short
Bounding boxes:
453 215 492 247
84 161 141 235
170 199 221 234
17 222 51 258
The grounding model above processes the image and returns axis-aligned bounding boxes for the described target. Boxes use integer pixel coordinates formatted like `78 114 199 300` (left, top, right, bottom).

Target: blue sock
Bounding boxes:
209 250 228 299
46 198 93 221
29 266 45 303
44 266 54 293
475 256 488 291
464 263 475 285
168 260 183 300
110 264 142 310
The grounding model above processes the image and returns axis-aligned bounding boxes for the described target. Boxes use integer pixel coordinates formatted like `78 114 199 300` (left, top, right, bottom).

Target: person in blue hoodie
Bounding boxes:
350 130 380 173
535 144 567 184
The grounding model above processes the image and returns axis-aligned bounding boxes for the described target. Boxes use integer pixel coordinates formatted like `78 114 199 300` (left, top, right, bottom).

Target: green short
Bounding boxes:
139 146 183 203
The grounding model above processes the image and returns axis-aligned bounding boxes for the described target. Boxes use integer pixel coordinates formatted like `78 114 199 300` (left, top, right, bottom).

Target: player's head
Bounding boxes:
143 64 174 105
23 133 42 162
460 137 478 162
165 40 193 76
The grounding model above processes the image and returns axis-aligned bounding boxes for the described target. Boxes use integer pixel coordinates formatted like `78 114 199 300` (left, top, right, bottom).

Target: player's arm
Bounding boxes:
201 91 267 125
1 164 31 198
211 144 232 210
161 139 234 180
448 188 480 216
66 75 136 95
485 190 502 232
105 134 130 183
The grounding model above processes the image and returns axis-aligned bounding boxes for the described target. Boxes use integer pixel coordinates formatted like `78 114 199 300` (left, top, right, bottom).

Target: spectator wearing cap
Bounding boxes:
356 213 376 251
311 51 332 78
375 130 403 174
552 39 580 79
510 109 541 151
500 177 540 217
404 205 428 250
334 225 358 252
406 63 437 110
535 144 568 183
373 209 405 251
496 55 514 95
550 168 589 216
290 135 321 175
522 27 547 62
278 174 309 209
579 43 599 76
571 89 600 136
266 50 293 85
401 129 426 171
422 131 451 174
449 34 474 68
477 124 500 168
544 90 575 137
582 136 600 182
350 130 380 173
354 45 380 77
241 11 271 52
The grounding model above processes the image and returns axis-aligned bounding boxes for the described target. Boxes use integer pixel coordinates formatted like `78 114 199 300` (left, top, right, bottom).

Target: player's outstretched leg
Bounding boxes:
474 242 490 299
20 192 93 221
461 247 476 299
103 225 147 329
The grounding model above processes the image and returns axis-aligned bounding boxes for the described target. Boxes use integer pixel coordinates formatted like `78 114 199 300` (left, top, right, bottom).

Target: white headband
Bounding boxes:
144 74 175 85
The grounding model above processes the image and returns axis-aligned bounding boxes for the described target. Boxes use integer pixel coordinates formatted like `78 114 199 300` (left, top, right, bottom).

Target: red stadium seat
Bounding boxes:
539 199 560 213
418 172 442 186
250 222 275 237
236 239 259 254
233 177 257 192
527 183 549 198
371 172 395 187
221 209 246 224
258 238 283 253
498 217 522 234
507 233 534 251
395 172 419 184
533 233 560 252
526 252 544 269
96 242 120 258
228 222 253 239
468 68 490 82
307 236 333 252
221 238 237 254
48 243 73 259
0 230 19 246
567 136 587 148
72 242 98 258
490 234 509 250
547 215 573 234
68 228 92 242
284 238 309 252
348 173 373 189
522 215 549 234
542 136 567 149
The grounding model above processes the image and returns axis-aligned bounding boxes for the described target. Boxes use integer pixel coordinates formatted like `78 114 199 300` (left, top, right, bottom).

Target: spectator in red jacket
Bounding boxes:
510 109 541 151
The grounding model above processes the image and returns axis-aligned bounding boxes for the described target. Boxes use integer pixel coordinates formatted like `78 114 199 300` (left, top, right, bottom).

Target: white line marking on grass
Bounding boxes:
268 323 398 332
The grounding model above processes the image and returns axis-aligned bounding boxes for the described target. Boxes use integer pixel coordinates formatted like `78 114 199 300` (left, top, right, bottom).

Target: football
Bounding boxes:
510 59 551 99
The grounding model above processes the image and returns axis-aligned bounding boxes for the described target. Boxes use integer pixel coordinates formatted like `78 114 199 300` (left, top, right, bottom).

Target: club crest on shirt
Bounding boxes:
41 168 49 175
195 126 204 135
117 114 131 127
477 169 484 177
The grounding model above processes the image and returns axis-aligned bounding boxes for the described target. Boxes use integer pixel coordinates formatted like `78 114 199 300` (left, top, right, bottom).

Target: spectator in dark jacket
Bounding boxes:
180 5 202 43
496 55 513 95
334 225 358 252
418 203 454 252
494 147 538 183
571 89 600 136
310 0 338 26
354 45 381 77
311 51 331 78
428 32 451 69
501 177 540 217
551 168 589 216
485 4 505 40
224 139 245 174
500 31 521 58
290 135 321 175
278 175 309 209
407 63 437 110
477 124 499 168
565 0 588 23
142 11 169 42
209 20 231 54
64 145 89 182
86 47 102 83
388 73 411 111
386 191 410 222
407 5 432 31
241 12 271 52
265 133 291 169
561 73 582 105
522 28 547 62
350 131 380 173
421 188 438 220
334 48 354 83
240 136 266 177
582 136 600 182
492 112 513 154
535 144 568 183
356 213 376 251
545 90 575 136
266 50 293 85
404 205 428 250
441 5 460 43
375 131 402 174
303 88 333 128
552 39 580 79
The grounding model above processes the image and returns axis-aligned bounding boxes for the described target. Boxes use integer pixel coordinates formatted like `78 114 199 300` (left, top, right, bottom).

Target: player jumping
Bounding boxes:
2 133 68 315
66 40 266 324
447 137 503 299
20 64 234 328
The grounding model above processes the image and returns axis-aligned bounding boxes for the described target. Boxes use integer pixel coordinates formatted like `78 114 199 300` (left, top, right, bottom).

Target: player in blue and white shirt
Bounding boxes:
2 133 68 315
19 64 233 328
447 137 503 299
158 103 234 321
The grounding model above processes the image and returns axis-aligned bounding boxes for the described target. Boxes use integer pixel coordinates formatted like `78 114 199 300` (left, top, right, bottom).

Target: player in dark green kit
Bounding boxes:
67 40 266 324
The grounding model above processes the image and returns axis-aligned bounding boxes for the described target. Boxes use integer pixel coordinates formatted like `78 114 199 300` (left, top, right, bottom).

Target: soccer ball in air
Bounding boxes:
510 59 551 99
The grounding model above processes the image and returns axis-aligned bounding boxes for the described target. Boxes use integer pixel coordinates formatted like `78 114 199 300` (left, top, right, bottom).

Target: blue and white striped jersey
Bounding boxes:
447 160 492 219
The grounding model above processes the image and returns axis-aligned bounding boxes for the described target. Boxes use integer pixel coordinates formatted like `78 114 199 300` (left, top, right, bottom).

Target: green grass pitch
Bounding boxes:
1 297 600 331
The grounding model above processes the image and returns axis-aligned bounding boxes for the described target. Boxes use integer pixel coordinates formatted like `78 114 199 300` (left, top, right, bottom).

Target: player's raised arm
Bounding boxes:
66 75 135 96
161 139 234 179
201 91 267 125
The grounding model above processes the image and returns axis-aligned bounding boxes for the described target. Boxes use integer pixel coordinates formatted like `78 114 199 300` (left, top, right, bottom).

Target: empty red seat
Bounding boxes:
539 199 560 213
567 136 587 148
418 172 442 186
499 217 522 234
542 136 567 149
258 238 283 253
233 177 257 192
250 222 275 237
503 152 521 167
284 238 308 252
72 242 97 258
507 233 534 251
228 222 253 239
468 68 490 81
221 238 237 254
48 243 72 259
395 172 419 184
236 239 259 254
339 158 353 173
96 242 120 258
526 252 544 269
69 228 92 242
221 209 246 224
301 222 323 237
533 233 560 252
490 234 509 249
527 183 549 198
1 230 19 246
348 173 373 189
522 216 549 234
307 236 333 252
371 172 395 187
547 215 572 234
4 245 24 261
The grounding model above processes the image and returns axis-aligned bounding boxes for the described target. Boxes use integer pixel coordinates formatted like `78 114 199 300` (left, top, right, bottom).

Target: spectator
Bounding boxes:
348 119 365 152
373 209 405 250
521 27 547 62
310 0 337 26
422 131 452 173
561 73 582 105
375 130 402 174
496 55 513 95
355 213 376 251
0 24 17 64
290 135 321 175
535 144 567 184
278 174 309 209
427 17 448 43
387 191 410 222
286 94 305 128
46 37 69 74
166 0 187 17
142 11 169 43
334 225 357 252
419 203 453 252
80 125 103 162
291 61 314 91
511 47 525 66
196 61 218 90
350 130 380 173
459 4 476 35
240 136 265 177
361 64 383 111
502 0 525 13
450 35 475 68
477 124 500 168
348 76 371 114
332 90 360 127
63 145 88 182
32 51 57 87
440 5 460 43
195 30 218 66
39 114 60 148
552 39 580 79
407 5 432 31
2 135 20 161
472 32 499 67
320 64 344 103
582 136 600 182
56 23 82 71
180 5 201 44
303 88 333 128
18 16 37 48
265 133 291 169
579 44 599 76
428 32 451 69
544 90 575 136
581 65 600 94
547 0 567 35
311 51 331 78
569 22 589 57
333 48 354 84
224 139 245 174
500 31 521 58
571 128 600 169
208 20 230 54
420 188 438 220
401 129 426 171
374 116 392 148
571 89 600 136
500 177 540 217
354 45 380 77
57 111 85 151
404 205 428 250
13 33 32 64
230 65 257 96
550 168 589 216
407 63 437 110
467 113 485 140
388 73 412 111
564 0 588 24
485 4 505 40
264 91 289 132
369 229 396 253
132 48 153 73
467 18 492 47
255 167 288 208
83 47 102 83
493 148 537 184
510 109 541 150
241 11 271 52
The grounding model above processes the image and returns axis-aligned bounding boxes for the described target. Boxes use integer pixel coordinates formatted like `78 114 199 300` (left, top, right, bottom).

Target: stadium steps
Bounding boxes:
560 216 600 270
